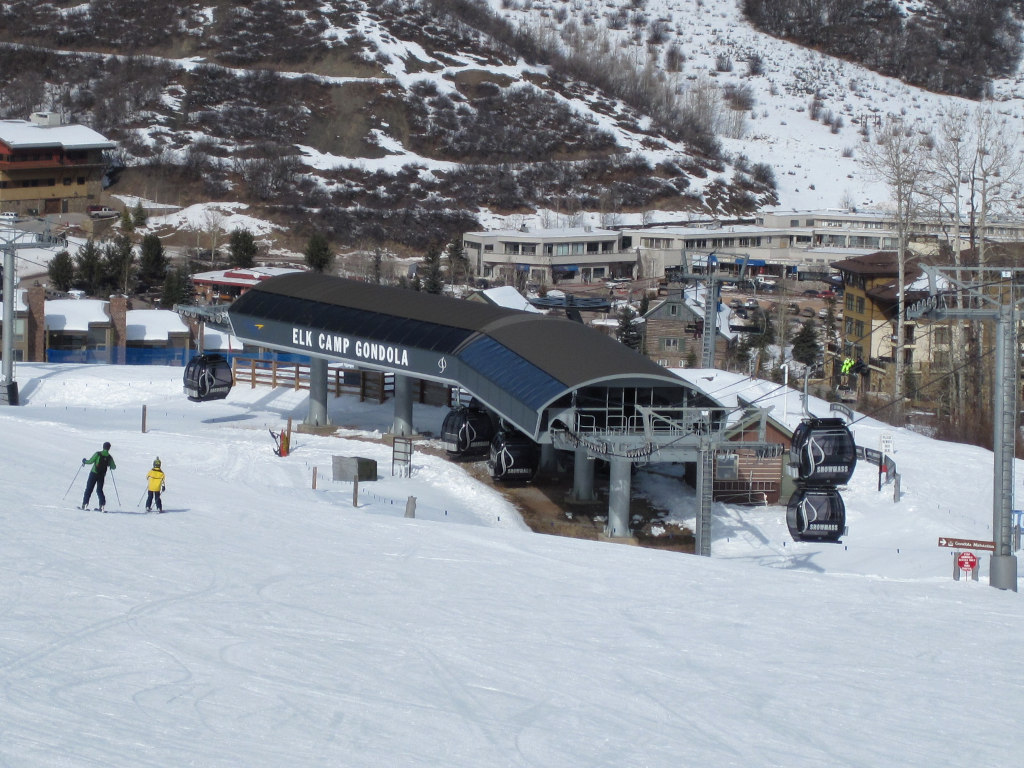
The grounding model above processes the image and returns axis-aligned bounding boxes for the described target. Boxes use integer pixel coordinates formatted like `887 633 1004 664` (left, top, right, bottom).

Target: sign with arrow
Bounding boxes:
938 537 995 552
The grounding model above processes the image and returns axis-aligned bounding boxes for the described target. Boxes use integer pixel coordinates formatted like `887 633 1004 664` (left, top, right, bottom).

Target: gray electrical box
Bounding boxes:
333 456 377 482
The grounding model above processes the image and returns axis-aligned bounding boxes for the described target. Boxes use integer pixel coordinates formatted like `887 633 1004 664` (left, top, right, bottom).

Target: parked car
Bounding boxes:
819 290 837 300
87 205 118 219
801 307 816 318
0 211 17 223
788 302 799 314
729 298 743 308
744 298 760 308
801 289 820 298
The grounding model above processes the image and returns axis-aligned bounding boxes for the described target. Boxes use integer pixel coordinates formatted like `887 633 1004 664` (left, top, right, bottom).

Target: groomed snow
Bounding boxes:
0 363 1021 766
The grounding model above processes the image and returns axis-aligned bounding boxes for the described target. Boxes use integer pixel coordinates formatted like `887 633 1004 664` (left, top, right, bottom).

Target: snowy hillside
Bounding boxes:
485 0 1024 217
0 363 1021 766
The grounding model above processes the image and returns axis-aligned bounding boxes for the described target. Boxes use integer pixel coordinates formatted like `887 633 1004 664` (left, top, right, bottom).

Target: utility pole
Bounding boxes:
1 225 68 404
908 265 1020 590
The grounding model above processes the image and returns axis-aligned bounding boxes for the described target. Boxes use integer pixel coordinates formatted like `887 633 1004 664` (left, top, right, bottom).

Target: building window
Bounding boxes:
845 293 855 311
934 326 951 345
669 304 679 316
856 296 865 313
662 338 679 350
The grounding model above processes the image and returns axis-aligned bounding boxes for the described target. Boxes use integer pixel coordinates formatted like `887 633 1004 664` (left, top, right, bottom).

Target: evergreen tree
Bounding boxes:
228 228 258 268
443 238 469 285
161 265 194 308
791 318 821 366
102 234 136 295
421 245 444 294
371 248 383 284
120 207 135 233
138 233 168 290
73 239 104 295
132 200 147 229
304 232 333 273
616 305 643 351
48 250 75 292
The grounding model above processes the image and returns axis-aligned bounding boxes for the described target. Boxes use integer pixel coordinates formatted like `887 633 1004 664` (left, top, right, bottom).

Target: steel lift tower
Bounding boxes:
1 225 67 405
908 265 1020 591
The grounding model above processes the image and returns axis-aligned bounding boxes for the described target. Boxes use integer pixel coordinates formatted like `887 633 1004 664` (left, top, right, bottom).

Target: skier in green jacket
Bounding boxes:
81 441 116 511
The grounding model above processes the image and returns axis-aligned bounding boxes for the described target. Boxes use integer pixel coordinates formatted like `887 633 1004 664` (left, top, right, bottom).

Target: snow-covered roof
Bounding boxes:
477 286 542 313
125 310 189 341
675 284 736 341
672 367 847 433
0 119 114 150
465 226 618 238
191 266 302 287
45 299 109 332
200 328 242 351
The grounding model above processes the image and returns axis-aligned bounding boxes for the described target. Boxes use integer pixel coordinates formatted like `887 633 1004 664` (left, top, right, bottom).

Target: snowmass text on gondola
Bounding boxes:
290 328 410 367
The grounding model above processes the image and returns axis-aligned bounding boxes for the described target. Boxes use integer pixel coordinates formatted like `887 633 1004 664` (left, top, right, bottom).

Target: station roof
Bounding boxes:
228 273 716 438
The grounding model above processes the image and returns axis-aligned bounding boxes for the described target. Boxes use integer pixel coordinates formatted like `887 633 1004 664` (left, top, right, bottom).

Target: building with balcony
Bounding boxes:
0 112 115 217
461 226 639 286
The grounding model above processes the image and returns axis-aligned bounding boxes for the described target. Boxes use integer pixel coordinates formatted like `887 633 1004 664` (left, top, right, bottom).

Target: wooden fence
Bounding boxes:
231 357 456 406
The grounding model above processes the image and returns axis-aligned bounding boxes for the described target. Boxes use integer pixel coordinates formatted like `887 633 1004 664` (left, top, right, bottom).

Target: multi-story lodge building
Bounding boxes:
463 210 1024 287
0 112 114 217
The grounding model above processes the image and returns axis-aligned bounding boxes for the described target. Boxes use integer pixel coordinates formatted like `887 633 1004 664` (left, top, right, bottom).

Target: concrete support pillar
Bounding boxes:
392 373 414 437
605 456 632 538
305 357 329 427
569 444 596 503
538 443 558 476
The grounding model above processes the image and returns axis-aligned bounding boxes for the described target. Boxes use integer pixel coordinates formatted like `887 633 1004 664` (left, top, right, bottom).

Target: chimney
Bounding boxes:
108 295 128 363
27 284 46 362
29 111 62 127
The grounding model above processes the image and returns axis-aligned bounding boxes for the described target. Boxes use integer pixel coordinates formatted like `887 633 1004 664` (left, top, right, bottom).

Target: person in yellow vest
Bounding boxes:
841 357 854 375
145 458 166 513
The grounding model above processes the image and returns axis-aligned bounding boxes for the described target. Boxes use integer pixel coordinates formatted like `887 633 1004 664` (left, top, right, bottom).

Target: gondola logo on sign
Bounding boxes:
290 327 409 367
438 357 447 374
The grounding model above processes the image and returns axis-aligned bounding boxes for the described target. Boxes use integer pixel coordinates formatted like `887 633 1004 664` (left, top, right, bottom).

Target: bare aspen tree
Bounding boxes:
202 209 226 266
863 120 930 412
922 106 973 427
971 106 1024 267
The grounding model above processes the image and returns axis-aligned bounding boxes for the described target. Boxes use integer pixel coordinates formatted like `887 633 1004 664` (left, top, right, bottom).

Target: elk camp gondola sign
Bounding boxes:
290 327 410 367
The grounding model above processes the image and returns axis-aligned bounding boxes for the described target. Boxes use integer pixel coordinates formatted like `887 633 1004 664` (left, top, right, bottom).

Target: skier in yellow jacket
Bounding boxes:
146 458 166 513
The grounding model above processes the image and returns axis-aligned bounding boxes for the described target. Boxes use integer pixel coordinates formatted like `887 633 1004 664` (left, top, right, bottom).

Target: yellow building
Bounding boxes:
0 112 114 217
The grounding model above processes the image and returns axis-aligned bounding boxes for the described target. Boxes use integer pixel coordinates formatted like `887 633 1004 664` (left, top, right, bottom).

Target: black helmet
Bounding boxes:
103 441 111 450
153 458 161 468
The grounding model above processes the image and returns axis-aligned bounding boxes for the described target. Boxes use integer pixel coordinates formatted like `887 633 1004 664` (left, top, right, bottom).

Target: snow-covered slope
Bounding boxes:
0 363 1020 765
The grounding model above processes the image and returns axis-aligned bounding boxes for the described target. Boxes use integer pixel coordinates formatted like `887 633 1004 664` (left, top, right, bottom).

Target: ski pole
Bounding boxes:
109 471 122 506
137 488 147 508
62 463 84 500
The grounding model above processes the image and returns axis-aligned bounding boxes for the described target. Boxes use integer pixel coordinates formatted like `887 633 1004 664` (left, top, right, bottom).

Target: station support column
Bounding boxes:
392 373 414 437
569 444 596 503
605 456 632 538
305 356 329 427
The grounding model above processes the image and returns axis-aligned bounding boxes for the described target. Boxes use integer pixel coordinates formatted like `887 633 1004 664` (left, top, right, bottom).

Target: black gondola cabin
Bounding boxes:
184 354 234 402
488 429 539 482
789 417 857 485
786 486 846 543
441 406 495 458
